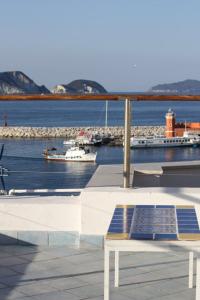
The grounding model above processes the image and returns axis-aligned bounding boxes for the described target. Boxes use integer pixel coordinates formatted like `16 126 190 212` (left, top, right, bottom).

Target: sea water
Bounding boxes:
1 100 200 127
1 100 200 190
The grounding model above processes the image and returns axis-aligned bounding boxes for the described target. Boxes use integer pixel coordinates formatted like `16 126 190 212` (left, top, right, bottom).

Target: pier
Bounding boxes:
0 125 165 138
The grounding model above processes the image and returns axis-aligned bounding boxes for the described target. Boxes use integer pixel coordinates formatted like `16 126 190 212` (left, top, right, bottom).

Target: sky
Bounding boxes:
1 0 200 91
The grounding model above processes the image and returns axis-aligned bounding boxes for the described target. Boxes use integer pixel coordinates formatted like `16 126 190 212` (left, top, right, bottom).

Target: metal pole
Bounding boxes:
196 255 200 299
104 246 110 300
114 250 119 287
123 98 131 188
189 251 194 288
105 100 108 129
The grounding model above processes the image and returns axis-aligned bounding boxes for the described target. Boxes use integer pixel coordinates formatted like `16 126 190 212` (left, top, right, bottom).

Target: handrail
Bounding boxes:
1 94 200 101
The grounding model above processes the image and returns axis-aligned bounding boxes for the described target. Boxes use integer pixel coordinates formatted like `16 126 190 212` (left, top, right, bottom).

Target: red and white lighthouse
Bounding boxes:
165 108 176 137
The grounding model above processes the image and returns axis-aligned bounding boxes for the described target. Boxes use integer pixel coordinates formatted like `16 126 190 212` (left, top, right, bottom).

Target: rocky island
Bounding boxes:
52 79 107 94
150 79 200 94
0 71 50 94
0 71 107 95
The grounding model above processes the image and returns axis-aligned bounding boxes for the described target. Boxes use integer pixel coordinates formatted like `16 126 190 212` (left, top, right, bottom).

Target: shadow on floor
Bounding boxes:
0 234 37 300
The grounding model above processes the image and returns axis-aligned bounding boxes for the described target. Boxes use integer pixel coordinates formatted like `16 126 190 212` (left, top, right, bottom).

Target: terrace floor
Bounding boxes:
0 245 195 300
87 161 200 188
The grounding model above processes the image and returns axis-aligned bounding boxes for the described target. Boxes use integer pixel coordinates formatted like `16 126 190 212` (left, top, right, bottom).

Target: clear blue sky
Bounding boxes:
1 0 200 91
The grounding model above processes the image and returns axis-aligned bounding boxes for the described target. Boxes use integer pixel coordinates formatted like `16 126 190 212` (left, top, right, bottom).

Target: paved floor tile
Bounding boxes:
15 297 38 300
16 281 59 296
0 274 29 287
0 252 13 259
0 256 29 267
34 290 84 300
76 271 104 284
0 267 19 277
50 277 87 290
149 288 195 300
0 247 196 300
63 252 102 265
118 277 193 300
0 287 27 300
69 282 103 298
21 248 87 262
88 293 132 300
0 246 38 256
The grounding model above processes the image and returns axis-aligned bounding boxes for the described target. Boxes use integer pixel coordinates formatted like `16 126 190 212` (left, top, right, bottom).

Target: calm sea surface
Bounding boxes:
1 100 200 190
1 100 200 126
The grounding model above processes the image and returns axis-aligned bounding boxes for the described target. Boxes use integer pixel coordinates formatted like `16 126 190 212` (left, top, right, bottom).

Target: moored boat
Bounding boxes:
43 146 97 162
63 130 102 146
63 139 76 146
130 131 200 148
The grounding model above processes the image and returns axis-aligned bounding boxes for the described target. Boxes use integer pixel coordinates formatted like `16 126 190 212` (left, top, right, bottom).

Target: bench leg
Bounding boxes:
115 251 119 287
104 247 110 300
189 251 194 288
196 256 200 300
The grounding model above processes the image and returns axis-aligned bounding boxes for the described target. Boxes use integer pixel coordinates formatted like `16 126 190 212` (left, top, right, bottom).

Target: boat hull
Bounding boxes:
131 143 200 149
44 154 96 162
45 158 96 162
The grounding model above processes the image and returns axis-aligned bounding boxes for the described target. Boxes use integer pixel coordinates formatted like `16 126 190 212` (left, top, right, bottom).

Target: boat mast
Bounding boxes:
105 100 108 131
185 120 187 132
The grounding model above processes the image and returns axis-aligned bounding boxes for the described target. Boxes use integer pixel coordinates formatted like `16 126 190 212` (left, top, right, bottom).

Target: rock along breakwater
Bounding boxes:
0 126 165 138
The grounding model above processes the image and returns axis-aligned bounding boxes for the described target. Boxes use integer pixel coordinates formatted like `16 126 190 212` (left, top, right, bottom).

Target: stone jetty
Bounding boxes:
0 126 165 139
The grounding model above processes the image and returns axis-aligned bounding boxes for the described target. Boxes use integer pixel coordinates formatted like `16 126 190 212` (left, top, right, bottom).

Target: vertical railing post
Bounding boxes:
123 98 131 188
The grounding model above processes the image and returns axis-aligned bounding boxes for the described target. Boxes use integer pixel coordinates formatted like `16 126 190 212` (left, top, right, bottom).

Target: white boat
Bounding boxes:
44 146 97 162
130 131 200 148
63 139 76 146
63 131 102 146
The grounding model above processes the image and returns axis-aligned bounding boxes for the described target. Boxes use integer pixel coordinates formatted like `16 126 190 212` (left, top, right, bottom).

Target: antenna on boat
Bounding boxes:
105 100 108 130
185 120 187 132
0 144 8 194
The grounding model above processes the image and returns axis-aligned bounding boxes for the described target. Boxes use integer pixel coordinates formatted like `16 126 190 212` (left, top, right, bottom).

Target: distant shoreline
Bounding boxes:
0 126 165 139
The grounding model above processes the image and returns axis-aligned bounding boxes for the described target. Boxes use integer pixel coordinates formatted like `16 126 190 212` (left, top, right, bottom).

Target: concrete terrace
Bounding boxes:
1 160 200 299
87 160 200 188
0 245 195 300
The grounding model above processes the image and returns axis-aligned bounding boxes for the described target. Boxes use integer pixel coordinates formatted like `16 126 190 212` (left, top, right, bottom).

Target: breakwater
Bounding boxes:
0 126 165 138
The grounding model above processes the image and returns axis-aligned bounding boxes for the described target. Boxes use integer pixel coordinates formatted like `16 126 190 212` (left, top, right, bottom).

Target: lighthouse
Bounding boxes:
165 108 176 137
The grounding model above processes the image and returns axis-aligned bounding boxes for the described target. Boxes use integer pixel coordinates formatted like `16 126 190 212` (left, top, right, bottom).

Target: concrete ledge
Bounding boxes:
0 231 18 245
0 231 80 246
0 231 104 248
18 231 49 246
80 234 104 248
49 231 79 247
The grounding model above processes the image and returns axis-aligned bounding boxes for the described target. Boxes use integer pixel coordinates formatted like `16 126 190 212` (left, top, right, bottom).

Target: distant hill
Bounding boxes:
52 79 107 94
150 79 200 94
0 71 50 94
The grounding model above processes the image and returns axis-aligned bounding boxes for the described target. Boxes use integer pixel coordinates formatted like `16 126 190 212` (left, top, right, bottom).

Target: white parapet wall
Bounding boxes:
0 195 81 246
0 187 200 247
